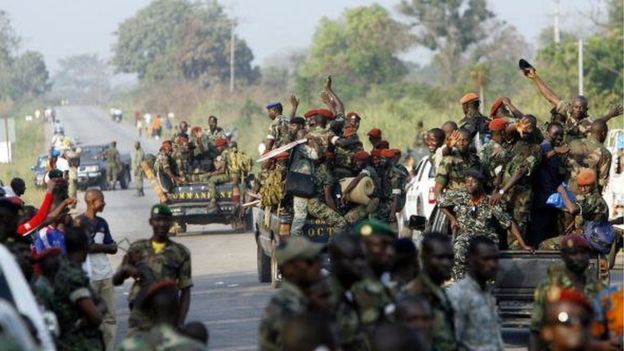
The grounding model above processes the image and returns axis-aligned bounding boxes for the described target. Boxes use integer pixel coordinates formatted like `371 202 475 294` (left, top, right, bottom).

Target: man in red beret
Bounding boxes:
458 92 491 146
367 128 383 151
540 289 595 351
529 233 603 351
306 108 335 152
378 148 408 226
154 140 183 192
342 150 382 225
479 118 509 189
202 138 232 210
489 96 525 120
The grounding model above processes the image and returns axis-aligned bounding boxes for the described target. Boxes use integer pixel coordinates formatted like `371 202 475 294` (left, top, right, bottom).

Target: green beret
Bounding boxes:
353 219 396 238
151 204 172 218
275 237 324 265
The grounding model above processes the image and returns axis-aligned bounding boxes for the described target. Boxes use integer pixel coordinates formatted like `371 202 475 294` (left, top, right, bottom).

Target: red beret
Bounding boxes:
381 149 401 158
304 109 334 119
191 126 202 134
376 140 389 150
371 149 383 158
275 152 290 160
33 247 62 262
576 168 597 186
488 118 509 131
367 128 382 138
489 97 505 117
459 93 479 104
389 148 402 157
215 138 229 147
353 150 370 161
560 234 591 251
346 112 361 121
161 140 173 149
547 288 593 313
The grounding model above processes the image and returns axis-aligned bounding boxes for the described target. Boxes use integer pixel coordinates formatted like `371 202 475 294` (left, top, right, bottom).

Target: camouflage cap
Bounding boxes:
275 236 324 265
353 219 396 238
151 203 173 218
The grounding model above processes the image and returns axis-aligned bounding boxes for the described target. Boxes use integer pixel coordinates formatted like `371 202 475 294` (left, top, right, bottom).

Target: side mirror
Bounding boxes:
408 215 427 231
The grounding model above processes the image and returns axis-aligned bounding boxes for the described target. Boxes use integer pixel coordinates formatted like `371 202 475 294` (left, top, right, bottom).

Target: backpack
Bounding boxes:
583 221 615 254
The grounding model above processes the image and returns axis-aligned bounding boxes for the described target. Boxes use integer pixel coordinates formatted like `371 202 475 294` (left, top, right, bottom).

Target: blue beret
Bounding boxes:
266 102 282 110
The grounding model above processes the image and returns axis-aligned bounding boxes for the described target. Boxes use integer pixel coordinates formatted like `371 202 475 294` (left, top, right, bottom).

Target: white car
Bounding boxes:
398 155 437 238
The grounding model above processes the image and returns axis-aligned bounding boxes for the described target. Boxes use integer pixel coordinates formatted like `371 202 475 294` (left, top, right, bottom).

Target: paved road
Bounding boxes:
55 105 622 350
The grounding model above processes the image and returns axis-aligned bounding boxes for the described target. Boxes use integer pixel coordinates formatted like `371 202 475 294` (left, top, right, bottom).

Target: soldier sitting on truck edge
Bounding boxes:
203 138 232 211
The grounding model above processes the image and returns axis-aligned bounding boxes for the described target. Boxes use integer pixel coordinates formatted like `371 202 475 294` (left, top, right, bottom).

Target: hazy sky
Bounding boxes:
2 0 602 72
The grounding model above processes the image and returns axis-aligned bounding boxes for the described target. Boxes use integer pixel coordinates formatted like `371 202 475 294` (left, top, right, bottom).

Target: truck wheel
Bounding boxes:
270 250 281 289
257 242 271 283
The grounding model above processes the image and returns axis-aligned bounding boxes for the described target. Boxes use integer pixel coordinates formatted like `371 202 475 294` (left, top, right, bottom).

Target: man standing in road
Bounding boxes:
113 204 193 336
133 141 145 197
106 141 121 190
448 236 504 351
77 189 118 351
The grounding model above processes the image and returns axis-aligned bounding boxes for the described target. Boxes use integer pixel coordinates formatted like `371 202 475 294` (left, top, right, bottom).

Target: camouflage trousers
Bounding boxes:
206 174 232 201
134 169 144 195
291 196 309 237
539 236 563 251
453 232 499 281
308 198 348 232
106 163 119 185
506 186 532 246
344 199 379 225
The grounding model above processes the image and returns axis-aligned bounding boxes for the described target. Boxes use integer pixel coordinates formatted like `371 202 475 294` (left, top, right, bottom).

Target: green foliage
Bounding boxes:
112 0 258 86
51 54 111 104
296 4 410 101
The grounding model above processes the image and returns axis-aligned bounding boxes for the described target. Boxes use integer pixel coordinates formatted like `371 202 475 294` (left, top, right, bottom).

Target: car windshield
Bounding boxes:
80 145 107 160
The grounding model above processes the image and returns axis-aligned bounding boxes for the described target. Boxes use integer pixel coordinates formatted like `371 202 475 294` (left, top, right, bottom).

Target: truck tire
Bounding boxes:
257 242 271 283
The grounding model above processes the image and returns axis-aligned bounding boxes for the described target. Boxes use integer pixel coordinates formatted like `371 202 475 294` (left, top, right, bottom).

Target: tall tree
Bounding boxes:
52 54 111 103
398 0 494 83
10 51 50 99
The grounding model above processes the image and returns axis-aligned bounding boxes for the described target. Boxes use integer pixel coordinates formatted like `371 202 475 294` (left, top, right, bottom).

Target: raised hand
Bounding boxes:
446 130 461 148
515 117 532 137
324 75 332 91
289 94 300 108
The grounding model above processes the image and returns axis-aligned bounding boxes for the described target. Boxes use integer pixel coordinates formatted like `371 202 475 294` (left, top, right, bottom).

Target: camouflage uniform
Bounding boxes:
333 134 364 179
438 190 511 279
106 146 121 188
565 136 612 192
555 100 593 143
154 152 177 178
328 276 369 351
307 162 347 231
118 323 206 351
289 142 318 236
435 149 481 192
479 140 509 189
344 166 381 225
459 110 491 144
119 239 193 336
52 258 104 351
172 143 191 181
31 275 55 311
529 265 603 333
205 127 226 144
401 273 457 351
502 140 541 243
377 166 408 222
258 281 309 351
351 273 395 327
267 115 291 149
133 147 145 195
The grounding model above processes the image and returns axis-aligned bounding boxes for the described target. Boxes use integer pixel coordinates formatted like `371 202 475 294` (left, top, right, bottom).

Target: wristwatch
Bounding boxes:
498 189 505 195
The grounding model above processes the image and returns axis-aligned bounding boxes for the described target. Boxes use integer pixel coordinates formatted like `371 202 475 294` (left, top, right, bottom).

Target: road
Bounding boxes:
55 105 622 350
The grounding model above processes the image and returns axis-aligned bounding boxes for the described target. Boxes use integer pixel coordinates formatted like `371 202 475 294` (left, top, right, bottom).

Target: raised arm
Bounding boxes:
501 97 524 119
288 94 300 118
524 68 562 107
324 76 344 115
595 104 623 124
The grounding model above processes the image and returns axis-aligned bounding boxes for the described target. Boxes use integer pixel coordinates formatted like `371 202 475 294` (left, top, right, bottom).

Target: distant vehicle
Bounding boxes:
604 128 623 267
31 154 49 187
398 155 436 238
110 108 123 123
77 144 131 190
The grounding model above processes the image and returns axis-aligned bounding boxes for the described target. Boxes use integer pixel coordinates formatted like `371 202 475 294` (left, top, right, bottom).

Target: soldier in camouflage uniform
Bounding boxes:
458 93 491 145
172 135 192 182
154 141 181 193
119 280 206 351
333 123 365 179
52 228 104 351
564 120 611 193
434 128 481 196
203 138 233 209
528 234 603 351
106 141 121 190
307 151 348 232
265 102 291 151
113 204 193 336
479 118 510 190
328 233 370 351
343 151 381 225
351 220 397 328
259 237 324 351
401 233 457 351
132 142 145 196
206 115 226 144
377 149 408 227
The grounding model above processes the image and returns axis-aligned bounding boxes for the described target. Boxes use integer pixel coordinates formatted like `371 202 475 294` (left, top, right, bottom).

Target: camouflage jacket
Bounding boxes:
459 111 491 138
205 127 226 144
555 100 593 143
381 166 408 210
266 115 291 149
401 273 457 351
313 162 334 199
503 139 542 188
438 190 511 241
106 147 121 166
329 276 369 351
447 275 504 351
118 323 207 351
573 190 609 229
435 150 481 191
258 281 309 351
132 148 145 175
479 140 509 186
530 265 603 332
172 145 191 179
119 238 193 304
351 273 395 327
154 151 178 176
289 142 318 175
52 258 103 351
565 136 612 192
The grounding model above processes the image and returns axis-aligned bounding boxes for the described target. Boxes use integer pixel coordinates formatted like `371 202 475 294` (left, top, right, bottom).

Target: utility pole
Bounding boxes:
554 0 560 45
229 18 236 93
578 38 584 95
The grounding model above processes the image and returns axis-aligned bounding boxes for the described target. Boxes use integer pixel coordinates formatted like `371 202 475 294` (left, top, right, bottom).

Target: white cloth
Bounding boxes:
55 157 70 172
87 231 114 281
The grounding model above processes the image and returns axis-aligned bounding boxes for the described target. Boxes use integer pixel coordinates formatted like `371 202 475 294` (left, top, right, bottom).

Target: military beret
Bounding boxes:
151 203 173 218
353 219 396 238
191 126 202 134
560 233 591 251
389 148 401 157
48 169 64 179
343 127 358 137
275 152 290 160
142 280 178 308
353 150 370 161
346 112 361 121
576 168 597 186
304 109 334 119
376 140 389 150
215 138 229 147
489 97 505 117
290 116 306 126
371 149 383 158
266 102 283 110
380 149 396 158
33 247 62 262
367 128 382 138
546 287 593 313
488 118 509 131
275 236 324 265
161 140 173 148
459 93 480 105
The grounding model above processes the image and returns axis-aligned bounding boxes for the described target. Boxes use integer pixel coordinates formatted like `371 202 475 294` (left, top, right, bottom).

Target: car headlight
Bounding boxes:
84 165 99 172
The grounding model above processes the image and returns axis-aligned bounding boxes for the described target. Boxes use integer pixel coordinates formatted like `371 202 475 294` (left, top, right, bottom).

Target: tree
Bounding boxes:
296 4 411 100
51 54 111 103
10 51 50 99
398 0 494 84
112 0 258 86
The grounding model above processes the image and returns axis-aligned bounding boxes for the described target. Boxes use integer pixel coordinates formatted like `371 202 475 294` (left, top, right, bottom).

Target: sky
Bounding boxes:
1 0 603 72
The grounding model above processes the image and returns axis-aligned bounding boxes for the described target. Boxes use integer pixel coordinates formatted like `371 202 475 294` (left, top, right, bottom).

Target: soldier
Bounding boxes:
401 233 457 351
305 108 335 150
367 128 383 151
564 120 611 193
113 204 193 336
528 234 603 351
307 152 348 232
333 121 365 179
206 115 226 144
132 141 145 197
31 247 62 312
489 96 524 120
172 135 192 182
351 219 397 328
458 93 491 144
441 121 458 140
258 236 324 350
52 227 104 351
342 151 381 225
119 280 206 351
175 121 189 140
395 294 433 344
539 289 595 351
327 233 369 351
205 138 232 210
106 141 121 190
265 102 290 151
154 140 182 192
425 128 446 171
378 149 408 227
434 128 481 197
479 118 510 190
439 170 532 279
390 239 419 292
